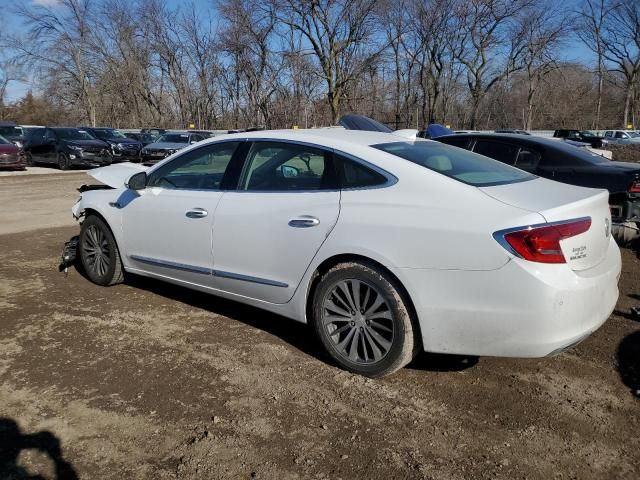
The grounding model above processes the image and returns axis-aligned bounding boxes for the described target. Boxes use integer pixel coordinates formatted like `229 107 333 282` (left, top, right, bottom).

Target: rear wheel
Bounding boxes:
79 215 124 286
311 262 418 378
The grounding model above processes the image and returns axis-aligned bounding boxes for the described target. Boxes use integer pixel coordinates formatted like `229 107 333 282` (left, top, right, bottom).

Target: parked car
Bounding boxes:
140 128 166 137
603 130 640 145
81 127 143 162
187 129 214 138
66 129 620 377
122 132 158 146
0 121 24 147
23 127 112 170
140 132 206 165
0 134 25 170
434 132 640 245
495 129 531 135
553 129 607 149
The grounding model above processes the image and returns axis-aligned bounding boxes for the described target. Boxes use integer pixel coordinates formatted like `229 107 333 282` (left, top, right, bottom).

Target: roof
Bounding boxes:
212 128 426 151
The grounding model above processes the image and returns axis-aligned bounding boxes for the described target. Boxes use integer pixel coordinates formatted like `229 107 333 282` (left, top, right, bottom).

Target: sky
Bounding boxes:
1 0 596 103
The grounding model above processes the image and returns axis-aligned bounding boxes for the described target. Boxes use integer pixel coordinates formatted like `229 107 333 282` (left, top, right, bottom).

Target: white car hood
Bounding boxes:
88 163 148 188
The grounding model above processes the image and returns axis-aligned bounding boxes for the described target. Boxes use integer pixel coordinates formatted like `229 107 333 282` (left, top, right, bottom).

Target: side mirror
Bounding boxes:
125 171 147 190
281 165 300 178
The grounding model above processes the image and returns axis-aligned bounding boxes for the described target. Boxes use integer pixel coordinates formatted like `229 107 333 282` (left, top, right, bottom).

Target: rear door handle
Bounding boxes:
186 208 208 218
288 215 320 228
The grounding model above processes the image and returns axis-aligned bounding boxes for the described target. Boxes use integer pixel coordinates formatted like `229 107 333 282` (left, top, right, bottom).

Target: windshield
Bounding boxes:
0 135 11 144
373 141 535 187
54 128 96 140
0 126 21 138
157 134 189 144
95 129 126 139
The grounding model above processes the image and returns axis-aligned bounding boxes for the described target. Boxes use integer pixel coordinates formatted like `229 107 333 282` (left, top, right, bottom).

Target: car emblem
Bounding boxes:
605 218 610 238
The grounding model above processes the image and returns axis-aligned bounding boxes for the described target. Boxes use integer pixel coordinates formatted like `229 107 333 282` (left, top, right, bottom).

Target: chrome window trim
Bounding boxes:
233 137 398 193
492 216 592 259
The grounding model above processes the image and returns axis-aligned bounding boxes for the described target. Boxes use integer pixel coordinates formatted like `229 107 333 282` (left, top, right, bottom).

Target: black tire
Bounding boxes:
58 153 70 170
311 262 419 378
79 215 124 286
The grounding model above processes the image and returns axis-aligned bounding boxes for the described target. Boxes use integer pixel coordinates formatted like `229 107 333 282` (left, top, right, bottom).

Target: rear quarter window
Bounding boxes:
472 140 519 165
372 141 534 187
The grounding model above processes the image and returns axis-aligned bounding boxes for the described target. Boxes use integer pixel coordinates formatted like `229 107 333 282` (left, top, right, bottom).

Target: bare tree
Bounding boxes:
273 0 387 123
600 0 640 128
576 0 609 130
453 0 533 128
518 1 568 129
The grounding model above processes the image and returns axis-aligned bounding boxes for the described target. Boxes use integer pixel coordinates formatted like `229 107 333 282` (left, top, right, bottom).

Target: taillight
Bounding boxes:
629 179 640 193
494 218 592 264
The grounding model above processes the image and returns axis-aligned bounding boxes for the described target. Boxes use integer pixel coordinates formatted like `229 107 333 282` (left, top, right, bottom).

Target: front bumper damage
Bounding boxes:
58 235 79 274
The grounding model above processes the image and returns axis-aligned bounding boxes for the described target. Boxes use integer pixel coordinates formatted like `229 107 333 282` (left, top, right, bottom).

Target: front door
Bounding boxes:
121 141 241 286
212 140 340 304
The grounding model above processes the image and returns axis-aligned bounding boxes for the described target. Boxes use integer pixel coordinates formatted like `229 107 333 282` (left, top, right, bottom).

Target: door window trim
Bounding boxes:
230 138 397 193
145 140 243 192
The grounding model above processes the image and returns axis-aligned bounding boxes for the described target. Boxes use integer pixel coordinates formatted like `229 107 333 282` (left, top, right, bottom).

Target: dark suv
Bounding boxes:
23 127 112 170
553 129 606 149
81 127 142 162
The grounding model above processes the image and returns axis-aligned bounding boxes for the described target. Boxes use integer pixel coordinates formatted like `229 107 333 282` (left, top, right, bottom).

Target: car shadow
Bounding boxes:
407 352 479 372
613 309 640 322
124 274 324 361
124 275 480 373
0 417 78 479
617 330 640 399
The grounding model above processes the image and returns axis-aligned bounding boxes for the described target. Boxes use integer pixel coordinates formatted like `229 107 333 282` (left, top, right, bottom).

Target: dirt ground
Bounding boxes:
1 170 639 480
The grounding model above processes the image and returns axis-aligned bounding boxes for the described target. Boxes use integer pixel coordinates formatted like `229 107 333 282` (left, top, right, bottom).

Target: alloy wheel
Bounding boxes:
322 279 395 364
82 225 111 277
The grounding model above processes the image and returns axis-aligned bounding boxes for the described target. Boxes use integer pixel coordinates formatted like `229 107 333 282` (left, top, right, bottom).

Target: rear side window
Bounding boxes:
372 141 534 187
472 140 519 165
336 155 388 188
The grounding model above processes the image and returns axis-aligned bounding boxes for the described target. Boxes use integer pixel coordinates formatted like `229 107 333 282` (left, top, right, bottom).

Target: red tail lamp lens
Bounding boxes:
629 180 640 193
497 218 592 264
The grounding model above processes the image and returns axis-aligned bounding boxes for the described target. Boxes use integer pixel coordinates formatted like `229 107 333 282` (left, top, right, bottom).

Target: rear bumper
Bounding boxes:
397 237 621 357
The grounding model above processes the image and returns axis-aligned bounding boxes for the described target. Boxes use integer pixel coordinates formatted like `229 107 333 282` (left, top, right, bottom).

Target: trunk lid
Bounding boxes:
481 177 612 271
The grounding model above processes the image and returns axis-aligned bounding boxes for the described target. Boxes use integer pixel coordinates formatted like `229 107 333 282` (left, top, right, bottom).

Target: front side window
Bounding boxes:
147 142 240 190
472 140 519 165
240 142 336 191
372 141 534 187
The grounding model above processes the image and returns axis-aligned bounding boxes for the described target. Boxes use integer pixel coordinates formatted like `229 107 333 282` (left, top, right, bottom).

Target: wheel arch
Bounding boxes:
304 253 423 349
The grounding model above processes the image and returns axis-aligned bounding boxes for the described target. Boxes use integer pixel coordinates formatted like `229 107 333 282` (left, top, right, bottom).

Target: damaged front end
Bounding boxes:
58 235 79 274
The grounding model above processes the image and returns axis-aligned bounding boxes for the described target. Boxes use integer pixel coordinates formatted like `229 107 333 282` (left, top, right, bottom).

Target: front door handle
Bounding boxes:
186 208 208 218
288 215 320 228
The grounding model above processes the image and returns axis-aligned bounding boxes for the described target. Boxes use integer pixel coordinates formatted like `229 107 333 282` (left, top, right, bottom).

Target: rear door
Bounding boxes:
211 140 340 304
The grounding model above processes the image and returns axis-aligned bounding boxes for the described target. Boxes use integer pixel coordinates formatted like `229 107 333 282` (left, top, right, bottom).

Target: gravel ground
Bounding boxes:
0 172 639 480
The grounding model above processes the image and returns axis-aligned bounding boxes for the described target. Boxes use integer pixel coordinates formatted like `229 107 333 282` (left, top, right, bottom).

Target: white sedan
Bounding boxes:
70 129 621 377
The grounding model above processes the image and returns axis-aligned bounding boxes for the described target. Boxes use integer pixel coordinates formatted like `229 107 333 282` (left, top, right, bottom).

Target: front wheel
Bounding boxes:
58 153 70 170
79 215 124 286
311 262 419 378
